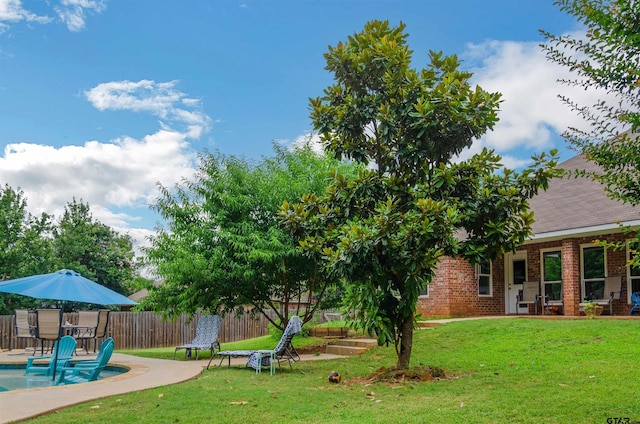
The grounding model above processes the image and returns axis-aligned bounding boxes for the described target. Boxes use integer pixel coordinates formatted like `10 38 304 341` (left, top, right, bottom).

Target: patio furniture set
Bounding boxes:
1 269 137 386
13 308 111 356
516 276 629 316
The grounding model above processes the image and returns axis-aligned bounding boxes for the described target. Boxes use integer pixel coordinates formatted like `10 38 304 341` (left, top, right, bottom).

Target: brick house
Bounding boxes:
417 153 640 318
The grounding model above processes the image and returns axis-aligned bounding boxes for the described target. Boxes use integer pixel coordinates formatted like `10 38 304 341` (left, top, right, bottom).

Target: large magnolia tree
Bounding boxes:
280 20 560 369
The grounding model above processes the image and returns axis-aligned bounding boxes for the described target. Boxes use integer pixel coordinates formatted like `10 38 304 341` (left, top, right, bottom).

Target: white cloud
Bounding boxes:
85 80 212 138
0 0 106 33
112 226 155 257
463 34 612 157
0 129 197 253
0 128 196 218
54 0 106 32
0 0 51 33
283 132 325 154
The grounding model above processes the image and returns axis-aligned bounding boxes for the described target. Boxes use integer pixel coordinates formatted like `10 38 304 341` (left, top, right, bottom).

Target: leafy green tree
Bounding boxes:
144 143 362 329
542 0 640 263
0 185 55 279
542 0 640 205
0 185 55 314
280 21 560 369
53 199 136 298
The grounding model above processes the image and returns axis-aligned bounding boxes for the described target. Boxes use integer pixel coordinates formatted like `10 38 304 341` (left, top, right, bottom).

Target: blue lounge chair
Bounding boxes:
630 292 640 315
174 315 222 360
25 335 77 376
55 337 115 385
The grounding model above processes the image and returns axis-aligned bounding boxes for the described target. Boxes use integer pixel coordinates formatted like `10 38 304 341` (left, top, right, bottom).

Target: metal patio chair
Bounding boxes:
34 309 63 356
174 315 222 360
13 309 36 353
215 316 302 374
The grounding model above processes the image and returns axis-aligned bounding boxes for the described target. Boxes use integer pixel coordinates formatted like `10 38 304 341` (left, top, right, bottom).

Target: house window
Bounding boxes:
477 261 492 296
419 284 429 297
513 259 526 285
629 241 640 298
582 245 606 301
542 250 562 302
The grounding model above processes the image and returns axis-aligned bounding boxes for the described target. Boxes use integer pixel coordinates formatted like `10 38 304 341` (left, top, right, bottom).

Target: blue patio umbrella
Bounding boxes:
0 269 138 306
0 269 137 378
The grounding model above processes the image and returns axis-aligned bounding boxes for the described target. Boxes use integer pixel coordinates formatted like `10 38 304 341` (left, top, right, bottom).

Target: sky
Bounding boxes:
0 0 599 254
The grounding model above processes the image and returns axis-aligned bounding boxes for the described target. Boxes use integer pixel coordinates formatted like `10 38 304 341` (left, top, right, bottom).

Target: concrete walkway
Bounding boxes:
0 349 345 423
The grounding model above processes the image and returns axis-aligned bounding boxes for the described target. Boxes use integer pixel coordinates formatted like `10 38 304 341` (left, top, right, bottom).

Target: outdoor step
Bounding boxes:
325 338 377 355
329 338 378 348
325 344 369 356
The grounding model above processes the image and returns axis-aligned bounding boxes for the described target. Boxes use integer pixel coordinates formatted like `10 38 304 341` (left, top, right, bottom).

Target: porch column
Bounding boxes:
562 239 581 316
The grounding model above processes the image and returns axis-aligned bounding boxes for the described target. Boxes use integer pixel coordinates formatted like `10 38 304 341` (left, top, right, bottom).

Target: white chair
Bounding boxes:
517 281 541 315
591 276 623 315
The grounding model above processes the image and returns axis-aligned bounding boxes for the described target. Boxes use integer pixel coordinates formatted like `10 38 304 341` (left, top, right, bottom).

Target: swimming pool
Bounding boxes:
0 364 129 392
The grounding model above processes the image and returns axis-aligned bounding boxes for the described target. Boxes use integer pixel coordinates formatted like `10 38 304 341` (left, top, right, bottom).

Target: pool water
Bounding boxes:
0 364 128 392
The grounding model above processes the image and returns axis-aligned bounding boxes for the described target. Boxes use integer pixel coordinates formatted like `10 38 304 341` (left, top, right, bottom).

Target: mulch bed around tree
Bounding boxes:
346 365 447 384
295 338 448 384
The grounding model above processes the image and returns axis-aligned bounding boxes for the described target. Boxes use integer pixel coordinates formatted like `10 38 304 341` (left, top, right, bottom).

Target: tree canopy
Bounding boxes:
0 184 55 281
280 20 560 369
0 185 55 313
143 143 362 328
53 199 136 296
0 187 137 314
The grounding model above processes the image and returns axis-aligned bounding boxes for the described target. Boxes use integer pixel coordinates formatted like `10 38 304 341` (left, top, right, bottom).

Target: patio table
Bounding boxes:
62 324 96 338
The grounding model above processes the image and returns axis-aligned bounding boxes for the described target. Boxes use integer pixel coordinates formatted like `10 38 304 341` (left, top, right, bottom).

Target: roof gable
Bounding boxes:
529 154 639 236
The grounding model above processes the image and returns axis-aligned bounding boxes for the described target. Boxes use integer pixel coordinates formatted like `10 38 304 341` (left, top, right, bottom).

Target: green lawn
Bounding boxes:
29 318 640 423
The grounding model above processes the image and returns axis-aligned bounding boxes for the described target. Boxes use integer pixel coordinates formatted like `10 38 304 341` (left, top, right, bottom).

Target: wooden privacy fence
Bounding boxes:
0 311 271 351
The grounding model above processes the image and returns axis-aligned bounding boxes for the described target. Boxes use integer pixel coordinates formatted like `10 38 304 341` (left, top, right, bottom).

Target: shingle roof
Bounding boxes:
529 154 639 236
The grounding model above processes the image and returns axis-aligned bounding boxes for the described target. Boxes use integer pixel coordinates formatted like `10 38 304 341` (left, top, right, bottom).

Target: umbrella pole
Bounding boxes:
51 309 63 381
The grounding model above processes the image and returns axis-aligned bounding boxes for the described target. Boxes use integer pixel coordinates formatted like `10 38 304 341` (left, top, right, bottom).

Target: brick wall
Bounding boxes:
417 256 503 318
415 231 635 318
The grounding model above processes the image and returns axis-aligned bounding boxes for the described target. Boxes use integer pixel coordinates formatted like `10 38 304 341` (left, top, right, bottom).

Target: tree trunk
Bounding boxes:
396 311 414 370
